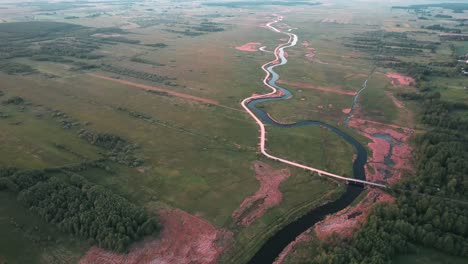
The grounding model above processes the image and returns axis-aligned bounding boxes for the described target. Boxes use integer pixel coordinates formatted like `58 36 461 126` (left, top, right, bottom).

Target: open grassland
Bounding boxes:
266 125 355 177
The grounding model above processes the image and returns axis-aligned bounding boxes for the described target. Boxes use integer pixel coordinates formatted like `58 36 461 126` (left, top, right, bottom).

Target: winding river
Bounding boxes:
244 16 367 263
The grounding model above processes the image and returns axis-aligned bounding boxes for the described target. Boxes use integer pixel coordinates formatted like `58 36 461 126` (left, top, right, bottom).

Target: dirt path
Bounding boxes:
277 80 356 96
90 73 224 106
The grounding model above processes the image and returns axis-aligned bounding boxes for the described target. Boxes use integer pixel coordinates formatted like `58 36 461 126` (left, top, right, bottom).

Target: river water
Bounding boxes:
246 26 367 264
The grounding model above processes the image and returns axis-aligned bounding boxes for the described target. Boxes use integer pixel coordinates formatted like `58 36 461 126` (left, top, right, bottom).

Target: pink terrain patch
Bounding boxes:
235 42 262 52
232 161 291 226
80 209 233 264
302 41 310 47
386 73 415 87
305 52 316 59
315 189 394 241
342 108 351 114
283 51 289 58
349 118 414 185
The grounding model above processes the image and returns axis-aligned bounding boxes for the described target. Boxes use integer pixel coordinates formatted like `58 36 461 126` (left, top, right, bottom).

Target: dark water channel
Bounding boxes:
246 35 368 264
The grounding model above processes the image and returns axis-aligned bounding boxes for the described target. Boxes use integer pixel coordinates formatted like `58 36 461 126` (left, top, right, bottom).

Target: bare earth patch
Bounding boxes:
80 209 233 264
386 73 415 87
232 161 291 226
235 42 262 52
315 189 394 241
349 118 413 185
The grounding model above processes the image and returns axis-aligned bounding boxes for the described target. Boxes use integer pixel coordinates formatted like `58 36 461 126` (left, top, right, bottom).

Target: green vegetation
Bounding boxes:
1 1 467 263
144 43 168 48
204 1 321 8
423 24 461 34
130 57 165 66
304 20 468 262
192 22 225 32
100 64 176 85
393 247 468 264
308 97 468 262
0 62 36 75
78 130 143 167
0 191 88 264
392 3 468 12
1 167 158 253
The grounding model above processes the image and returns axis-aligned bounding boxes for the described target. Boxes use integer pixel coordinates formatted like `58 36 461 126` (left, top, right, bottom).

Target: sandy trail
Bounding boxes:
277 80 356 96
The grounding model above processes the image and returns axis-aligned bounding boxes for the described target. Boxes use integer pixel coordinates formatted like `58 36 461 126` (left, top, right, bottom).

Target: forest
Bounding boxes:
0 169 158 252
309 82 468 264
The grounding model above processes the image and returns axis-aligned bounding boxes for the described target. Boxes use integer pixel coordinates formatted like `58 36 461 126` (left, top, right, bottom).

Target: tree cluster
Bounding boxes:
78 129 144 167
100 64 176 85
1 170 158 252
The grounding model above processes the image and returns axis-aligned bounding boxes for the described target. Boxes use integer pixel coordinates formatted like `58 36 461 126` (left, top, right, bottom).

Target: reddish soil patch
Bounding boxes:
349 118 414 185
274 230 312 264
368 137 390 164
301 41 310 47
277 80 356 96
283 51 289 58
89 73 219 105
80 209 233 264
315 189 394 241
235 42 262 52
232 161 291 226
305 52 316 60
386 73 415 87
342 108 351 114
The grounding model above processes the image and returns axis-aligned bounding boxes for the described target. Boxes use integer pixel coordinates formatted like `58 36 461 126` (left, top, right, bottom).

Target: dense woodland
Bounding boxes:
309 43 468 264
311 94 468 263
0 169 158 252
